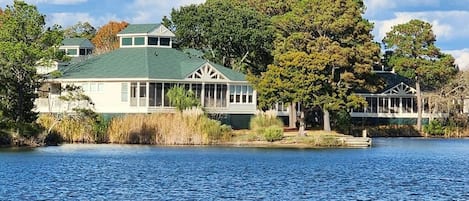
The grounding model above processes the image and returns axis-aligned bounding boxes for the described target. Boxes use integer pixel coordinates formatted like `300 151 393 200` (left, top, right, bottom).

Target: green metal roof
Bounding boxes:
60 47 246 81
61 38 90 46
118 24 160 34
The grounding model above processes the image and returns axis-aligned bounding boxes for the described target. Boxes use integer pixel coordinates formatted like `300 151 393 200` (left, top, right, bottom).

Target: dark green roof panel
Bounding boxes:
118 24 160 34
62 38 89 46
355 72 415 93
60 47 246 81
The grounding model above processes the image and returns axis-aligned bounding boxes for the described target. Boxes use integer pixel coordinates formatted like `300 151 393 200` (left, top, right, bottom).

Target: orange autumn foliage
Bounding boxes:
91 21 128 54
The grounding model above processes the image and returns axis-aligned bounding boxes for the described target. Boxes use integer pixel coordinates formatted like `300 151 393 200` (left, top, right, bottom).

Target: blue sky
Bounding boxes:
1 0 468 70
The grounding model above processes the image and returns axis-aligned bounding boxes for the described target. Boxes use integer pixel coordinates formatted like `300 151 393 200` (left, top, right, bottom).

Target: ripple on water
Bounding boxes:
1 138 469 200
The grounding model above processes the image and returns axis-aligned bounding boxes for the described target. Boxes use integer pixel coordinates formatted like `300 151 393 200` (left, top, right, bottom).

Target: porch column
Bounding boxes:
226 84 230 108
399 97 403 113
146 81 149 107
201 82 205 106
136 82 140 107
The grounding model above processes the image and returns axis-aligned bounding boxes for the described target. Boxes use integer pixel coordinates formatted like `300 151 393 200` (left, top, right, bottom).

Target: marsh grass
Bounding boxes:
107 108 232 145
37 114 97 143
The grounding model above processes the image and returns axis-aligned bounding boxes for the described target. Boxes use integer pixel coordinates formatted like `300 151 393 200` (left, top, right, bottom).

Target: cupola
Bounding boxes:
116 24 175 48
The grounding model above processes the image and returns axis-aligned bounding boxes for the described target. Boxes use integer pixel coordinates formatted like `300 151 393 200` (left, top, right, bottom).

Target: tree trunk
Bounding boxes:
416 81 422 132
298 107 306 136
289 102 297 128
323 108 331 132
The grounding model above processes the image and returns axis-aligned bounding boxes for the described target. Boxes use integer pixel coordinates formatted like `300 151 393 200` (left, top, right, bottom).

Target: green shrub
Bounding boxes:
424 120 445 136
264 126 283 142
331 110 351 134
250 110 284 136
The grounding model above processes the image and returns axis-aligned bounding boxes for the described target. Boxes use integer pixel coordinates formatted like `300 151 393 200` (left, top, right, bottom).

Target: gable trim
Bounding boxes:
382 82 416 95
185 63 228 81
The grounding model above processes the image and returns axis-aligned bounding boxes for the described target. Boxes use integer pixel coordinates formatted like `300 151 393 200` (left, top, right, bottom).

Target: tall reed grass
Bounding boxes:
37 114 99 143
107 107 232 145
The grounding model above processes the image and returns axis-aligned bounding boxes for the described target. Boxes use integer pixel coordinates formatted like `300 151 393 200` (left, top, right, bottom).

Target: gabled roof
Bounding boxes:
118 24 161 35
61 38 93 47
59 47 246 81
356 71 415 94
377 72 415 92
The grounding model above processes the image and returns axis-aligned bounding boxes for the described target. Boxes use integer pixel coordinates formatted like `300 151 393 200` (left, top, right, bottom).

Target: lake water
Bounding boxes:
1 138 469 200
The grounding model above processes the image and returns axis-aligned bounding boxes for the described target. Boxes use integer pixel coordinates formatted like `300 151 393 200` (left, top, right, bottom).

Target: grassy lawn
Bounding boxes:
228 129 347 148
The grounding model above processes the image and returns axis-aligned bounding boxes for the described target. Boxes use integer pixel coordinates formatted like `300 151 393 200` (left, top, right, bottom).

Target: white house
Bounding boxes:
35 24 257 128
36 38 94 75
59 38 94 58
275 69 445 126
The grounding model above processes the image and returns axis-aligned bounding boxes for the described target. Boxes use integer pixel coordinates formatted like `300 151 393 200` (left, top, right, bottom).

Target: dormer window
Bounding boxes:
117 24 176 48
66 49 77 56
60 38 95 58
79 48 92 56
122 37 133 46
160 38 171 46
134 37 145 46
148 37 158 45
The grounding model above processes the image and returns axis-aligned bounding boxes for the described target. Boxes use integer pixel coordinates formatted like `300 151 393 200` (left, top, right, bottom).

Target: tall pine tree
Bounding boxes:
383 19 457 131
253 0 380 134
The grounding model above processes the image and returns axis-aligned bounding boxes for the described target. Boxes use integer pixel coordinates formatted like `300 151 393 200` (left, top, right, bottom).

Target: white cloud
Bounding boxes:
364 0 396 17
127 0 206 23
372 11 469 42
0 0 86 7
445 49 469 71
26 0 87 5
47 12 119 28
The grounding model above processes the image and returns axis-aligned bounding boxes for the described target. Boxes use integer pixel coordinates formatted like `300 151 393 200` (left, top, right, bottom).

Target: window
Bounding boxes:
86 49 93 55
275 102 288 112
160 37 171 46
134 37 145 45
148 37 158 45
204 84 215 107
378 98 389 113
79 49 86 55
229 85 253 104
121 83 128 102
192 84 202 100
139 83 146 98
390 98 400 113
81 82 89 92
366 97 377 113
139 82 147 106
122 37 132 46
412 97 418 113
163 83 175 107
149 83 162 107
216 85 227 107
90 83 98 92
130 82 137 106
67 49 77 55
402 98 412 113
